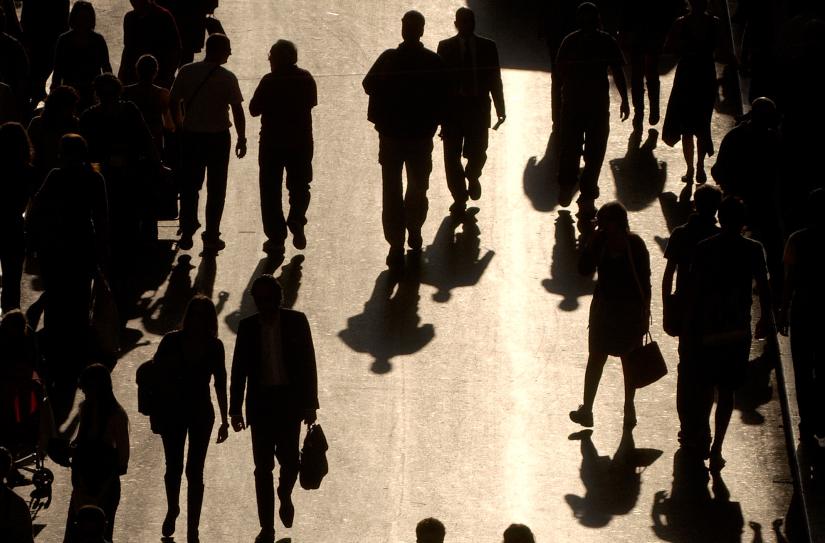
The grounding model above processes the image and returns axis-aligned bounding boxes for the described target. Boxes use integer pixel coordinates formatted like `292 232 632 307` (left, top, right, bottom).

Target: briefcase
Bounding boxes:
299 423 328 490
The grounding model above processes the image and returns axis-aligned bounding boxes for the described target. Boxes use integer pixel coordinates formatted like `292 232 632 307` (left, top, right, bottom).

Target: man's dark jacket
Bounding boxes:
230 309 319 426
437 33 504 122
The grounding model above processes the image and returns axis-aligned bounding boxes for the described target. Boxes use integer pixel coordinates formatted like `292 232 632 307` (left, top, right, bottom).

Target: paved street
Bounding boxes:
16 1 793 541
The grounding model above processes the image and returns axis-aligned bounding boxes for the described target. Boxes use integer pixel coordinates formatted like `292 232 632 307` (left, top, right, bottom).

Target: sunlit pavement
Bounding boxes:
18 1 792 541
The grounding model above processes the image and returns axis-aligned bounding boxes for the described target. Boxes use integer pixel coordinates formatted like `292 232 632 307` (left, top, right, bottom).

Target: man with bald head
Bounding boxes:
438 7 505 216
363 10 446 271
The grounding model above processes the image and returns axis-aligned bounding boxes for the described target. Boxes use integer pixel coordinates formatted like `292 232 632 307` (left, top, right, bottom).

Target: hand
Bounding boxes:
235 138 247 158
230 415 246 432
217 422 229 443
303 409 317 425
620 100 630 121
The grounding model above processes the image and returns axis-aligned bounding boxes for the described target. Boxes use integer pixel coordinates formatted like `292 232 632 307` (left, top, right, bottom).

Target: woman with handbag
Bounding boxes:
570 202 651 429
151 295 228 543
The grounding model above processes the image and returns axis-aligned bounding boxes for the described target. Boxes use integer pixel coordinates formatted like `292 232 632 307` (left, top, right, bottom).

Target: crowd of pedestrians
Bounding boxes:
0 0 824 541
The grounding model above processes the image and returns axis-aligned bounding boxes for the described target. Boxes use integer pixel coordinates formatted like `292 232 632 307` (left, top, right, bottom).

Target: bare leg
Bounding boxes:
710 387 734 470
583 351 609 411
696 150 708 183
681 135 695 182
620 354 638 427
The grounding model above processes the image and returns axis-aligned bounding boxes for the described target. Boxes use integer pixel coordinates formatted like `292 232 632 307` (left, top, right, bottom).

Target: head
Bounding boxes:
74 505 107 541
416 518 446 543
688 0 709 13
79 363 114 403
807 188 825 229
58 133 89 166
0 309 28 342
129 0 152 13
576 2 601 32
455 7 476 37
401 10 425 43
503 524 536 543
251 274 283 319
181 294 218 337
269 40 298 71
69 1 96 32
44 86 79 119
595 201 630 234
0 122 33 167
205 33 232 64
749 97 778 131
93 73 123 104
717 196 747 233
136 54 159 83
693 184 722 218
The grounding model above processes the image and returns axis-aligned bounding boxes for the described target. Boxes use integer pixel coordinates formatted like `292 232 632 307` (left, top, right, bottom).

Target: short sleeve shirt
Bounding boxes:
170 61 243 133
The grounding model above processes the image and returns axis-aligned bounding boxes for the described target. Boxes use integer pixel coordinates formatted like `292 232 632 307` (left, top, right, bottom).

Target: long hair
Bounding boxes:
79 364 122 438
181 294 218 338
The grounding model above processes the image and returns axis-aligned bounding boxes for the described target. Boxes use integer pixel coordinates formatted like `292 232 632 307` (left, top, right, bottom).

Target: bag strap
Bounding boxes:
625 237 653 341
184 63 221 114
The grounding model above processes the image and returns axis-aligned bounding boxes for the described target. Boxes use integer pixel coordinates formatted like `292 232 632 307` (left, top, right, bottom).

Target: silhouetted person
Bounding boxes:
249 40 317 259
570 202 650 429
683 197 772 471
0 446 34 543
416 517 445 543
556 2 629 224
437 7 505 215
26 85 79 182
19 0 68 103
118 0 181 88
73 505 111 543
363 10 445 270
63 364 129 543
230 275 318 543
779 189 825 445
51 1 112 113
157 0 214 65
619 0 683 128
170 32 246 252
0 122 37 312
503 523 535 543
540 0 577 130
712 97 783 292
662 0 723 184
662 184 722 454
0 6 30 121
151 295 228 542
26 134 108 424
0 0 21 39
123 55 174 154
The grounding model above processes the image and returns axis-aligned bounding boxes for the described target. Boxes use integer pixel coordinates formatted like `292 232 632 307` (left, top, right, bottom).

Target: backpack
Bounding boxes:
299 423 329 490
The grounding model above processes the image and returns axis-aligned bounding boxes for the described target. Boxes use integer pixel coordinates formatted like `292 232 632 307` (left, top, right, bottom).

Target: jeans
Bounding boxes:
258 145 313 247
379 135 433 250
179 130 231 239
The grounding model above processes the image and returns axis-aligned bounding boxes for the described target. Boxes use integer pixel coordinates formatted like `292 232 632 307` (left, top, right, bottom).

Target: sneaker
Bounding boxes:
386 247 404 270
569 405 593 427
178 233 193 250
254 529 276 543
279 496 295 528
161 507 179 537
558 182 576 207
291 226 307 250
263 239 285 256
467 176 482 201
203 237 226 252
408 230 423 252
696 168 707 184
649 106 660 126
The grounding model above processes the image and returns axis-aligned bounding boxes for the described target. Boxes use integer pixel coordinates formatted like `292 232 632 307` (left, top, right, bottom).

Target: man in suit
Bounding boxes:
363 10 445 271
230 274 318 543
437 7 505 216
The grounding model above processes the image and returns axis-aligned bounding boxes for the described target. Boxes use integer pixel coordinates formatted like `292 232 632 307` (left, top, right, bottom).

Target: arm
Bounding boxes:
662 259 677 301
362 50 391 95
229 321 248 430
231 102 246 158
100 33 113 74
213 339 229 442
248 78 265 118
168 76 184 130
298 313 319 422
118 15 135 82
489 43 506 121
778 236 796 336
753 243 774 339
51 37 65 89
113 409 130 475
159 88 175 132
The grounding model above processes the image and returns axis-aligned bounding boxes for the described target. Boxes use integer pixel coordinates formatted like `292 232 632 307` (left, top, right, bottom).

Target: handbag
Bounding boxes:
663 293 683 337
625 332 668 389
299 423 328 490
625 239 668 389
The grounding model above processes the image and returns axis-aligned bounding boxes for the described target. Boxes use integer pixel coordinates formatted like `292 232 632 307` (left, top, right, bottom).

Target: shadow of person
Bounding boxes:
523 131 562 212
338 268 435 374
193 253 217 298
277 255 305 310
139 254 195 336
610 128 667 212
565 428 663 528
542 210 596 310
652 448 745 542
420 210 494 303
654 184 695 254
224 256 282 334
733 352 775 426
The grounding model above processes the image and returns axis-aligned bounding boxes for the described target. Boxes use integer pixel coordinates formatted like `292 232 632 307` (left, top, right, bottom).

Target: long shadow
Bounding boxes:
420 210 494 303
139 254 195 336
734 350 775 426
610 128 667 212
565 428 663 528
655 184 695 254
651 448 745 542
224 256 283 335
338 267 434 375
523 131 562 212
277 254 304 310
542 210 596 311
